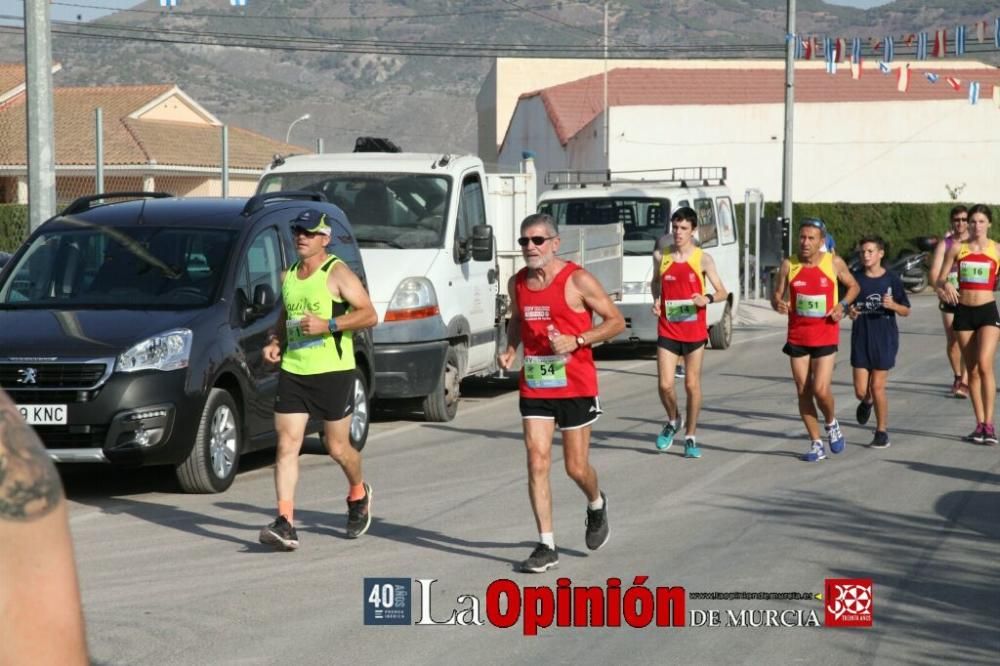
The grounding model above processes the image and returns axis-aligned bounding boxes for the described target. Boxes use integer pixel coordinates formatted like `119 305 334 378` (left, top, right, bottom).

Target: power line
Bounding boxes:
47 0 567 22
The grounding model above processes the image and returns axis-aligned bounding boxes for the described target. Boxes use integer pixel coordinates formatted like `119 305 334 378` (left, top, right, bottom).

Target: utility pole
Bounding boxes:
24 0 56 229
602 1 609 177
781 0 796 255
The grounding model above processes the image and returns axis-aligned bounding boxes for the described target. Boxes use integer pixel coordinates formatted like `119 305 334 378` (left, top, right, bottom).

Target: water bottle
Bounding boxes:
547 323 569 362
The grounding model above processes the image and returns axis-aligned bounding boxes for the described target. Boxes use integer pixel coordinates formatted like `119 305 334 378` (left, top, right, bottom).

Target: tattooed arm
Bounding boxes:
0 390 88 665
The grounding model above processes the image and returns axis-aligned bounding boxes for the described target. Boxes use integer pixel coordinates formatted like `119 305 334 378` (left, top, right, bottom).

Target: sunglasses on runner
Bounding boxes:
517 235 557 247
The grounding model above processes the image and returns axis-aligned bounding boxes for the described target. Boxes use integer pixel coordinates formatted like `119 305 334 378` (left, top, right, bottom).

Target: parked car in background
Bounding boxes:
0 251 11 268
0 192 375 492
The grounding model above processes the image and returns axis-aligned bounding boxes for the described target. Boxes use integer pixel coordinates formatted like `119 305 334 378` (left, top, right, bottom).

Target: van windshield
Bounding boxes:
539 197 670 256
0 225 237 309
258 172 450 249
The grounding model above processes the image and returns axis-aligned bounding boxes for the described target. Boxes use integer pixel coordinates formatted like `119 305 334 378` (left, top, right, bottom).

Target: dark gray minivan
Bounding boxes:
0 192 374 492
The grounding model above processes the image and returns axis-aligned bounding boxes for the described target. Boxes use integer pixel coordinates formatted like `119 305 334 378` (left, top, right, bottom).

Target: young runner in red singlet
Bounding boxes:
651 207 729 458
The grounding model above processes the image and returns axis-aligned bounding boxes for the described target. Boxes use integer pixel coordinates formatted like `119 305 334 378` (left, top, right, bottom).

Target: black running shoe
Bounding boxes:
520 543 559 573
856 400 873 426
259 515 299 551
346 482 373 538
869 430 891 449
585 491 610 551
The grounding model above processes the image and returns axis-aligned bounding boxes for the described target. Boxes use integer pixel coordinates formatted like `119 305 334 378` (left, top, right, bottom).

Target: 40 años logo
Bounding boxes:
364 576 685 634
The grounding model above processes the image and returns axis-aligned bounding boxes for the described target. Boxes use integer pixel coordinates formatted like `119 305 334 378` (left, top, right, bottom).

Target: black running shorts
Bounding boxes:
657 336 707 357
275 369 355 421
519 396 602 430
782 342 838 358
953 301 1000 331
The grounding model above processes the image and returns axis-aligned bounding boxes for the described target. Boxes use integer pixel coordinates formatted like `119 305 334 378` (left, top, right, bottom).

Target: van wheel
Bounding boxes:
708 302 733 350
349 367 370 452
422 345 460 422
176 388 241 493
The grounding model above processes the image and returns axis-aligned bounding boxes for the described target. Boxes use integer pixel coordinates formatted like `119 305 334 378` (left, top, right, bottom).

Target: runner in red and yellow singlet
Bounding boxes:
498 213 625 574
650 206 729 458
772 218 859 462
937 204 1000 444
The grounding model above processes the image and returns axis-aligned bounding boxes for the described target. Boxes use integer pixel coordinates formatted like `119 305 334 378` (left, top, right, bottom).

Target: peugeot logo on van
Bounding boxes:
16 367 38 384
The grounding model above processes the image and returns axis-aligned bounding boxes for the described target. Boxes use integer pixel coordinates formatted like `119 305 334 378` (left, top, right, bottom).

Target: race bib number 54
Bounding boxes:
524 355 568 389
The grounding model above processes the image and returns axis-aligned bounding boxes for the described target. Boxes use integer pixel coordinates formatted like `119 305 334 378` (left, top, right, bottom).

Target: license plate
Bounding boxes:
17 404 67 425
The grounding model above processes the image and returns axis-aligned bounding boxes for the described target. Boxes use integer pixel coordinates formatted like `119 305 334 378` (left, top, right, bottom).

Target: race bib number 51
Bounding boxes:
795 293 827 318
524 355 568 389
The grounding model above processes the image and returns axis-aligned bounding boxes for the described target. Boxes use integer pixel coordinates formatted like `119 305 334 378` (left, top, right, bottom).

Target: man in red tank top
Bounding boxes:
651 207 729 458
772 219 859 462
498 213 625 573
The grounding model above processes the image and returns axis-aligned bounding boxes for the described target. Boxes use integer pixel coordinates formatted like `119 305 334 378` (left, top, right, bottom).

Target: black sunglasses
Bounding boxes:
292 226 323 238
517 235 557 247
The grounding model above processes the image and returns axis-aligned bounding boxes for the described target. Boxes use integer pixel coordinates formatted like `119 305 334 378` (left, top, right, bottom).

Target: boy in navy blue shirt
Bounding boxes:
849 235 910 448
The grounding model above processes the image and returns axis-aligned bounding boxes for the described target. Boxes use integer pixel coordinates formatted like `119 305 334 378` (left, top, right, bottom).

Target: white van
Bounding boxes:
537 167 741 349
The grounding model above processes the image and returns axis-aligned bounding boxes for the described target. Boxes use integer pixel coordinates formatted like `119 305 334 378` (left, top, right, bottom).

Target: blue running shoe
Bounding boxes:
683 437 701 459
656 422 677 451
801 440 827 462
826 420 845 454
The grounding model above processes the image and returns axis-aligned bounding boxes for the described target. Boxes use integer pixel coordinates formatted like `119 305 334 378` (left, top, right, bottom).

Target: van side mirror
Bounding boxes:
471 224 493 262
243 283 276 322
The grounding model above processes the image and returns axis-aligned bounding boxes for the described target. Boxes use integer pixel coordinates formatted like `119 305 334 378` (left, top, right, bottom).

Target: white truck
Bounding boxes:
257 150 621 421
537 167 741 350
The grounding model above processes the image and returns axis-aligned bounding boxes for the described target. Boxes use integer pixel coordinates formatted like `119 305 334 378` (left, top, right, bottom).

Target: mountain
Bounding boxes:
1 0 996 155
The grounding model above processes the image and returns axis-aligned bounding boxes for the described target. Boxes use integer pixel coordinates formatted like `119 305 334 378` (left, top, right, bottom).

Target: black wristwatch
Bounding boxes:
706 293 715 304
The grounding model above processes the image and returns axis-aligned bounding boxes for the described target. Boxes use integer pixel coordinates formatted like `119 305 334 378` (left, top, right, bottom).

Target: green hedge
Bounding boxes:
735 202 998 260
0 204 28 252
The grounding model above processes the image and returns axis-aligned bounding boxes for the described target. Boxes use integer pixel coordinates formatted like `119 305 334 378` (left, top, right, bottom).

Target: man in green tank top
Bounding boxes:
259 210 378 551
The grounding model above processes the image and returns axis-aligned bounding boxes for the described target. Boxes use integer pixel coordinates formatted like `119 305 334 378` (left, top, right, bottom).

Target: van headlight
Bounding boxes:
117 329 193 373
384 277 441 321
622 281 651 295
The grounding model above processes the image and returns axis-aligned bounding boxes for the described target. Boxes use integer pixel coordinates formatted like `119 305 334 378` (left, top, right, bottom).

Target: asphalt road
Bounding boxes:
63 294 999 665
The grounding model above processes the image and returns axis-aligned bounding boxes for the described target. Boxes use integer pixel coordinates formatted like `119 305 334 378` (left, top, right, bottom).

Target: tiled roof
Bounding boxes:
0 64 25 96
0 83 306 168
522 65 1000 145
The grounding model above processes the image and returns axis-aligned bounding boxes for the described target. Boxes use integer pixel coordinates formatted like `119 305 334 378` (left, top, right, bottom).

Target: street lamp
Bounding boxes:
285 113 311 144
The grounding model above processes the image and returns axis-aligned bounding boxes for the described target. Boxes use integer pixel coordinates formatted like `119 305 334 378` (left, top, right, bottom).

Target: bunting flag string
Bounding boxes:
230 0 247 5
878 61 892 74
836 38 847 63
925 72 939 83
159 0 178 6
996 18 1000 49
851 37 862 63
851 56 862 80
826 43 837 74
994 84 1000 108
946 76 962 91
916 32 928 59
976 21 986 43
955 25 966 55
883 35 894 62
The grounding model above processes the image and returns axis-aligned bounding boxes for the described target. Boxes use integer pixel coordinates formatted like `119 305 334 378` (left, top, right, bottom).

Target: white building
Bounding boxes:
484 59 1000 203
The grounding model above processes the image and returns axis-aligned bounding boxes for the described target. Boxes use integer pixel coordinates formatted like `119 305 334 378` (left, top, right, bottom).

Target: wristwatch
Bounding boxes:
575 335 587 348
